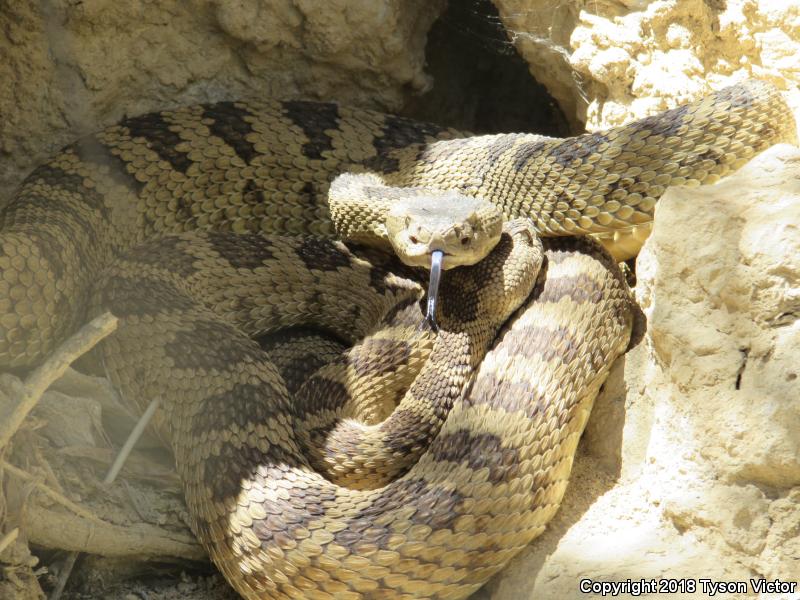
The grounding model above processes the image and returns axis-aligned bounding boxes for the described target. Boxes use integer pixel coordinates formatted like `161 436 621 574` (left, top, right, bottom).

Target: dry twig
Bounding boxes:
0 526 18 555
0 313 118 451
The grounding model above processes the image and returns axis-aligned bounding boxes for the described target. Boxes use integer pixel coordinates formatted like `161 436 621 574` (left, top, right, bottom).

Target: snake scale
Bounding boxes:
0 80 796 598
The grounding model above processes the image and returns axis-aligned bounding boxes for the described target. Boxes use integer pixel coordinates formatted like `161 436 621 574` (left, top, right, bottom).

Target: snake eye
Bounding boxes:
410 235 419 244
461 237 470 245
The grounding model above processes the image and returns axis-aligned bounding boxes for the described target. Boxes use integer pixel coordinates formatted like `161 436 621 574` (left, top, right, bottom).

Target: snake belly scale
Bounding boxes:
0 80 795 598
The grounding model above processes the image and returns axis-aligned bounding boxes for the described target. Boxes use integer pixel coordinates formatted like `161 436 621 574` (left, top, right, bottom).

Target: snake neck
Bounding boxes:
327 183 392 250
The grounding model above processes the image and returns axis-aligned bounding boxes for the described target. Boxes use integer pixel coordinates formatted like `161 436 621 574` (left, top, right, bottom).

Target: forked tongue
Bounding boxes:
424 250 444 331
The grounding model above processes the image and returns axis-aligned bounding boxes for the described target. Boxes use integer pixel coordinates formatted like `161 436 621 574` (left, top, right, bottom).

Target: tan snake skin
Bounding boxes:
0 80 794 598
0 80 794 368
87 225 632 599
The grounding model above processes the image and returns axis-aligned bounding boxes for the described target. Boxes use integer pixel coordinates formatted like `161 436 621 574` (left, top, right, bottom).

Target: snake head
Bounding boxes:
384 193 503 331
385 194 503 270
330 175 504 330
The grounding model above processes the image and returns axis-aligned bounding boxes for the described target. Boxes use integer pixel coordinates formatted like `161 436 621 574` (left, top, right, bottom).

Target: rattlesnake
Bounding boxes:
1 80 794 368
0 80 795 598
88 220 579 600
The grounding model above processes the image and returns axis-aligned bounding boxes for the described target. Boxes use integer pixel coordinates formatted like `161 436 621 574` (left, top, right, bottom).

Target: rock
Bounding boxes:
491 0 582 129
0 0 445 200
478 144 800 599
493 0 800 131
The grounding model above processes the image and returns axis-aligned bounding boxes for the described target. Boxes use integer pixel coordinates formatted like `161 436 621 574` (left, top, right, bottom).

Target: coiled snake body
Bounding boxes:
0 81 795 598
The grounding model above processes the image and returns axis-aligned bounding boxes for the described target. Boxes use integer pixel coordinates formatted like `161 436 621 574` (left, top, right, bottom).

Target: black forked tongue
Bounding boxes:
424 250 444 332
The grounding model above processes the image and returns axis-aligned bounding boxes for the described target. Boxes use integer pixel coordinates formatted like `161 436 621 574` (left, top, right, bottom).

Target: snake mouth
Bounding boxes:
398 246 455 269
424 250 444 331
402 247 478 271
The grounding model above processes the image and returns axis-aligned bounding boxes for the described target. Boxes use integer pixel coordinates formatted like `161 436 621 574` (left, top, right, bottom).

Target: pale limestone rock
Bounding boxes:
0 0 444 200
491 0 582 129
479 145 800 599
493 0 800 132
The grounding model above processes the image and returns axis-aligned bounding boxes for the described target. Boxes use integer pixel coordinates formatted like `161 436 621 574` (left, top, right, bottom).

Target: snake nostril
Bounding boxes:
410 235 419 244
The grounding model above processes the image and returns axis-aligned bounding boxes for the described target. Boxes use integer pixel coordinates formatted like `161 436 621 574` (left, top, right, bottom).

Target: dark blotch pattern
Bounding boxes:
511 139 550 172
441 279 478 323
192 381 284 440
295 374 350 417
550 132 611 168
471 134 521 191
362 115 448 173
381 297 424 329
25 229 69 280
363 253 416 297
407 363 456 423
123 236 200 279
465 374 549 420
430 429 519 485
349 337 411 376
5 194 95 245
537 273 605 304
120 112 193 174
241 178 265 206
202 450 251 510
299 181 321 209
480 135 517 171
170 193 195 227
278 351 335 395
206 231 275 270
296 237 351 272
690 146 725 167
282 101 340 160
513 324 582 367
626 103 689 140
257 327 345 394
202 102 259 164
368 265 391 296
381 408 438 456
26 163 109 217
335 477 464 551
249 446 335 545
99 275 195 317
165 320 265 371
202 444 305 511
